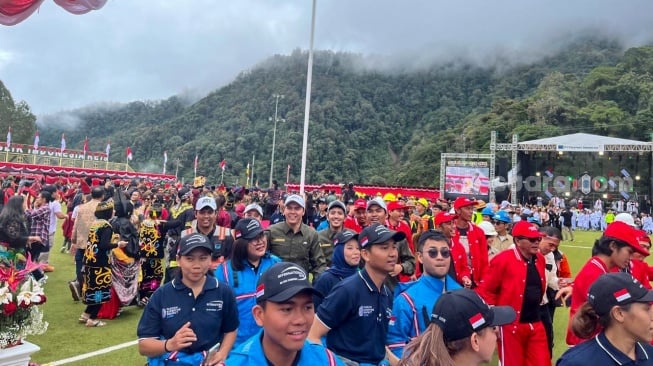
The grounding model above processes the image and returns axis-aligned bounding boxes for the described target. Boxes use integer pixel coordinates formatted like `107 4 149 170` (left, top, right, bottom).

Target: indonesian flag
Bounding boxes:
126 147 133 161
163 151 168 164
60 133 66 153
468 313 486 329
6 127 10 148
614 288 631 302
83 136 89 155
255 284 265 298
105 140 111 157
33 130 39 150
219 159 226 171
194 154 198 175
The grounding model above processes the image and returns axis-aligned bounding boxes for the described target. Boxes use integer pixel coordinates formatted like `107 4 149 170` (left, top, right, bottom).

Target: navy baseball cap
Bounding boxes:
359 223 405 249
431 289 516 342
178 233 213 256
234 218 264 240
256 262 322 304
588 272 653 316
333 231 359 247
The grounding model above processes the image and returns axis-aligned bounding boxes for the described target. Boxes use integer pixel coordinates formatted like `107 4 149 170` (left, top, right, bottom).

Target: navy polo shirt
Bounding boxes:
316 268 393 364
557 332 653 366
137 276 239 354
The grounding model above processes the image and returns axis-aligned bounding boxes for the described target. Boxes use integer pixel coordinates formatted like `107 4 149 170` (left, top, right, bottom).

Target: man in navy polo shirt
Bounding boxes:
137 233 239 366
308 223 405 366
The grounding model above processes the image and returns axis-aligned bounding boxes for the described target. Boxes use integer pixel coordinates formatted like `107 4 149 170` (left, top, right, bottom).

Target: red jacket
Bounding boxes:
450 240 471 284
452 221 489 285
566 257 611 346
343 216 363 233
476 246 546 331
617 259 652 289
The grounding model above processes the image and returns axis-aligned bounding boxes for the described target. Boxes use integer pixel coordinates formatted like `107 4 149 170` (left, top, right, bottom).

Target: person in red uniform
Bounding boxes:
564 221 645 346
434 211 472 288
451 197 488 287
343 198 366 233
387 200 418 279
476 221 550 366
623 229 651 289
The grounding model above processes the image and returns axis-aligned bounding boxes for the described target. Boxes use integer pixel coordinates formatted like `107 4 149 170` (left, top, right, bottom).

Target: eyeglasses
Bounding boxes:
426 247 451 259
516 236 542 243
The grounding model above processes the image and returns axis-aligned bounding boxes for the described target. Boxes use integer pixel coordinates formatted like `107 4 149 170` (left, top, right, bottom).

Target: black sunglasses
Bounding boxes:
517 236 542 243
426 247 451 259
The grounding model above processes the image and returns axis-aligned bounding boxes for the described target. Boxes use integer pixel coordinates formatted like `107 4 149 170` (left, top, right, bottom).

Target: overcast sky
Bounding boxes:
1 0 653 118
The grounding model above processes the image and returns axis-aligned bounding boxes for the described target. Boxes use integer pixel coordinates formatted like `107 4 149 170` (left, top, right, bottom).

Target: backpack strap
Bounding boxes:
326 348 337 366
400 292 421 337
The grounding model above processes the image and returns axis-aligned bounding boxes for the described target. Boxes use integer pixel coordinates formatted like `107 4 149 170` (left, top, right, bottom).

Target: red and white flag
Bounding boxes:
60 133 66 153
126 147 133 161
83 136 89 155
468 313 486 329
194 154 199 176
6 127 11 148
219 159 226 171
105 140 111 157
33 130 39 150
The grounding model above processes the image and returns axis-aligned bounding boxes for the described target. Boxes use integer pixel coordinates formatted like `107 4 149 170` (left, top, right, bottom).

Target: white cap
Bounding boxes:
614 212 636 227
478 221 498 236
244 203 264 216
285 194 305 209
195 196 217 211
366 197 387 212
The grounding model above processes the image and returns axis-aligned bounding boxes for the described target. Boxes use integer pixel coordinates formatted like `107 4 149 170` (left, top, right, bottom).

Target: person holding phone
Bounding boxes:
137 233 239 366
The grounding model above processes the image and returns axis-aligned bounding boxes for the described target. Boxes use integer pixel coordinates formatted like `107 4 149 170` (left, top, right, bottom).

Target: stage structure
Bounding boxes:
490 131 653 205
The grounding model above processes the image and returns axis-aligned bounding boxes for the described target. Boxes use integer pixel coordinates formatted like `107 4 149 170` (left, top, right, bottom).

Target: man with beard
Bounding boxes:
308 223 403 366
268 195 326 280
451 197 488 287
366 197 415 290
386 230 462 358
317 200 350 267
477 221 550 366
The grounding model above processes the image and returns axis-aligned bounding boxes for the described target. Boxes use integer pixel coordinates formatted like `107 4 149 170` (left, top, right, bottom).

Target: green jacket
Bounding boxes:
268 222 327 280
317 227 354 267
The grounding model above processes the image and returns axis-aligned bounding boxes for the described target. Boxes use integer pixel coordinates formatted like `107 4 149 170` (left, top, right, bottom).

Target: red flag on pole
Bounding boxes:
219 159 226 171
83 136 89 155
126 147 133 161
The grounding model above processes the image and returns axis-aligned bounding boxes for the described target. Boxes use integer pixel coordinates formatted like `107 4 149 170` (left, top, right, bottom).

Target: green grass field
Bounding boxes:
23 229 650 365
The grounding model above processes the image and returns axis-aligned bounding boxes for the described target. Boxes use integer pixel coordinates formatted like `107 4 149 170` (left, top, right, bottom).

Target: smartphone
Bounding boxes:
201 342 221 366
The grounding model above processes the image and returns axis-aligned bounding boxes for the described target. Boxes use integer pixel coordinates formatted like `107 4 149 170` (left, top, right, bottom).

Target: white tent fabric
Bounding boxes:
519 133 651 148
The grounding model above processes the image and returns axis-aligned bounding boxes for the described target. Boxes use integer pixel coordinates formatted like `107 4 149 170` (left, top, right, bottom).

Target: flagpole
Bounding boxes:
251 154 255 188
299 0 317 196
220 170 224 185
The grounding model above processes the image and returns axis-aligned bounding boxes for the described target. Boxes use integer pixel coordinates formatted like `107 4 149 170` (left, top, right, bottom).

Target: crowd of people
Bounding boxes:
3 176 653 365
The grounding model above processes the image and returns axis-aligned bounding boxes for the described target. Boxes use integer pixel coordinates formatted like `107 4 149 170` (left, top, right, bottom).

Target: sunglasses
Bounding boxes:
426 247 451 259
517 236 542 243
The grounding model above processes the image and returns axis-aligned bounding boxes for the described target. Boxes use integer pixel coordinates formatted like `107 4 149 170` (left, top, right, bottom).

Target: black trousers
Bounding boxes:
539 304 554 358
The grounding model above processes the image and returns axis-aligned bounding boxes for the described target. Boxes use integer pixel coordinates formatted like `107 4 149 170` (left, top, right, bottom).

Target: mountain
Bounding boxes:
12 37 653 187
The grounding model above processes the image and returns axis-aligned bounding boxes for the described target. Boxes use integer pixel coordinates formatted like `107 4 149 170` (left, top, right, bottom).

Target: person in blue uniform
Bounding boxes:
557 272 653 366
387 230 462 358
308 223 405 366
215 217 281 347
137 233 239 366
225 262 344 366
399 288 516 366
313 230 361 310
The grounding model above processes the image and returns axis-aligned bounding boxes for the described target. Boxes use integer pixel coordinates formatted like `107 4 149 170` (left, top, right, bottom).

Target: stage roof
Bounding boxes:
496 133 653 152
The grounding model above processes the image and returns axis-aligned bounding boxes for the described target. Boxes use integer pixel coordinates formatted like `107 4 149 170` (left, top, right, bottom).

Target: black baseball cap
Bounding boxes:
359 223 405 249
234 218 264 240
178 233 213 256
255 262 323 304
430 289 516 342
588 272 653 316
333 231 359 247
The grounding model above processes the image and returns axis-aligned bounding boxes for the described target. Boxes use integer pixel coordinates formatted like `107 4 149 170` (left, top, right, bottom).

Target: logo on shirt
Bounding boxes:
162 306 181 319
358 305 375 317
206 300 224 312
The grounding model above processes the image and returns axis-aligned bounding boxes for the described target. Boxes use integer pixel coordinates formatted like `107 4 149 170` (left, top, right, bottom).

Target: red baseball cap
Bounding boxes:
511 221 545 239
453 197 477 210
353 199 367 210
387 201 407 212
604 221 649 256
434 212 457 226
637 229 651 244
